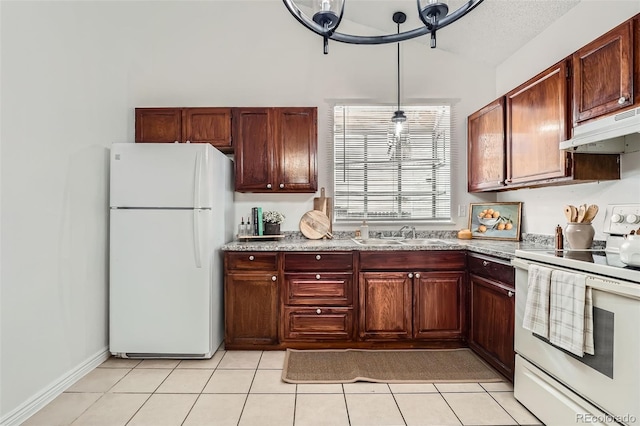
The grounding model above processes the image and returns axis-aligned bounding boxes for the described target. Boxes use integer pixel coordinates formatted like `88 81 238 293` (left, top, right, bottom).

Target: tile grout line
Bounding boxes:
436 384 465 426
485 389 525 426
235 351 262 426
387 383 408 426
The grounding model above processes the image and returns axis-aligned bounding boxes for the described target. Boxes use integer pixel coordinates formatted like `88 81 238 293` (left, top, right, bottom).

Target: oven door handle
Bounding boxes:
511 258 530 271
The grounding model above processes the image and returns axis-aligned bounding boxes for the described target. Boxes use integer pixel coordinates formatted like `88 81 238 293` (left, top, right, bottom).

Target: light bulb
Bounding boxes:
395 121 403 136
321 0 331 11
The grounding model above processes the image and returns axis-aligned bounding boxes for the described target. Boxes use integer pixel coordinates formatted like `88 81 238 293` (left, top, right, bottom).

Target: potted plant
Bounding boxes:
262 210 285 235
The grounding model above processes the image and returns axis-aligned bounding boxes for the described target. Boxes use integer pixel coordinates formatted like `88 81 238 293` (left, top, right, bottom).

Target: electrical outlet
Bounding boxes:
458 205 466 217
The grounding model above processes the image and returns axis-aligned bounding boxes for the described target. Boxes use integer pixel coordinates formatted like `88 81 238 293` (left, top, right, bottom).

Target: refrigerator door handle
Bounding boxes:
194 150 203 209
194 209 202 268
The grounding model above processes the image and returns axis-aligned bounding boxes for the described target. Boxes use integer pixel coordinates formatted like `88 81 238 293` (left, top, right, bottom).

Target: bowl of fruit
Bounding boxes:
477 208 500 226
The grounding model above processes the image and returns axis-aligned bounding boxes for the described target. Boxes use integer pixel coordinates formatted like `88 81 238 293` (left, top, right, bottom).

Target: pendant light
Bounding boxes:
391 12 407 139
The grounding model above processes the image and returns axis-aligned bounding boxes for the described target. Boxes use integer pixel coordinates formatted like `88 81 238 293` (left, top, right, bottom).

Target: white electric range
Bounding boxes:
512 204 640 426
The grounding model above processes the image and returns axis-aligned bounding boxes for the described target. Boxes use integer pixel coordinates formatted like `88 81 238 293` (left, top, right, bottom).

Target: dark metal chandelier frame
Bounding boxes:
283 0 484 54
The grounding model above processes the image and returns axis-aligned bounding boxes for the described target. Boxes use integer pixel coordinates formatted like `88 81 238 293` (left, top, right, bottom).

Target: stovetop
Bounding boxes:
515 249 640 283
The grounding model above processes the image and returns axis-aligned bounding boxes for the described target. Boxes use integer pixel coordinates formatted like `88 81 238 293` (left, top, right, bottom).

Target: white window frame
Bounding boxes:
331 103 454 224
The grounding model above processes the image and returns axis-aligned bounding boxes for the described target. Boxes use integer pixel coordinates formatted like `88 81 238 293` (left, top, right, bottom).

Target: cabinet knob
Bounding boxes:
482 261 489 267
271 275 277 281
618 96 628 105
316 255 322 261
185 140 191 144
279 183 285 189
415 273 420 278
316 274 321 279
508 291 514 298
249 255 255 261
266 183 272 189
316 308 322 314
408 273 414 278
174 140 180 144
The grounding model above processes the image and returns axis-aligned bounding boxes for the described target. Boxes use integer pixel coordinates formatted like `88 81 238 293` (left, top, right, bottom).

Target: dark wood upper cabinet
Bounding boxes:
234 107 317 193
183 108 232 150
572 20 634 126
135 108 182 143
506 60 570 185
135 107 232 153
467 98 506 192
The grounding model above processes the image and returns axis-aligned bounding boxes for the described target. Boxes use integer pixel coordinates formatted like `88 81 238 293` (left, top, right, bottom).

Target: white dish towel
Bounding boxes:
549 270 594 357
522 264 552 339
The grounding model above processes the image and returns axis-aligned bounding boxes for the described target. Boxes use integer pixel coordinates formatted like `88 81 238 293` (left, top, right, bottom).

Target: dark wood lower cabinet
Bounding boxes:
468 254 516 381
224 250 495 352
224 273 279 348
359 272 412 340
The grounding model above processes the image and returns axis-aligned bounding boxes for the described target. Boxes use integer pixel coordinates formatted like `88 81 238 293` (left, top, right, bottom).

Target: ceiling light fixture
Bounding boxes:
283 0 484 54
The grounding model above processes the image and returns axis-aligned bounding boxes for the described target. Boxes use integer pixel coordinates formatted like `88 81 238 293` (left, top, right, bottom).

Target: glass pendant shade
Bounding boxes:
312 0 344 29
419 0 450 20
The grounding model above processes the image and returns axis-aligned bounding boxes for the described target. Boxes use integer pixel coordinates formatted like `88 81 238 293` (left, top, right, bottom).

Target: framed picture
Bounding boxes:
468 202 522 241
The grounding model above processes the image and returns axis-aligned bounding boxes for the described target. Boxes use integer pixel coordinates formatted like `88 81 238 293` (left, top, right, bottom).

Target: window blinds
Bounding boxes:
333 105 451 222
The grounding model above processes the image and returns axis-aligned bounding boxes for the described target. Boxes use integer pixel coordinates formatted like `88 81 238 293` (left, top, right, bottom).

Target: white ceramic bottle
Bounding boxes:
360 220 369 240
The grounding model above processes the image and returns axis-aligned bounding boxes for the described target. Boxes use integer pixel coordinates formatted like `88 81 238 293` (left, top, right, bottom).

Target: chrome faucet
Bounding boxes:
396 225 416 239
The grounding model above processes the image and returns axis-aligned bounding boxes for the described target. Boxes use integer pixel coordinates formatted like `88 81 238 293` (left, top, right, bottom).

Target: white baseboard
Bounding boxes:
1 346 110 426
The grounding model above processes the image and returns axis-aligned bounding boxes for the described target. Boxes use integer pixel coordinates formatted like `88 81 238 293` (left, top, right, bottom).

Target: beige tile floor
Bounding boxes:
22 347 543 426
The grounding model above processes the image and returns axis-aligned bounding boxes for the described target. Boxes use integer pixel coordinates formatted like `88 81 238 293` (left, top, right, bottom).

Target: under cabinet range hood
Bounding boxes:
560 106 640 154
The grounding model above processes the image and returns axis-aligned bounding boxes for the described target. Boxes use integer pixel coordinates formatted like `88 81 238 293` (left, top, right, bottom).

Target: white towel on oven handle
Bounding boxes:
549 270 594 357
522 264 552 339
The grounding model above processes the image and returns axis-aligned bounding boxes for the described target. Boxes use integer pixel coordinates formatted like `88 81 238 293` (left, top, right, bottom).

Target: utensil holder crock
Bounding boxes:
565 222 595 249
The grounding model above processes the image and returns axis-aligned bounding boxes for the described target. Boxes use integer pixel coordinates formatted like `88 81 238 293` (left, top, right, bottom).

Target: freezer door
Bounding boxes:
110 143 226 209
110 208 217 356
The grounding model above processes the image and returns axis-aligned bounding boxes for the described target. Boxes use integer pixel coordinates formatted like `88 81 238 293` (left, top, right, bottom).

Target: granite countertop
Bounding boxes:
222 235 553 261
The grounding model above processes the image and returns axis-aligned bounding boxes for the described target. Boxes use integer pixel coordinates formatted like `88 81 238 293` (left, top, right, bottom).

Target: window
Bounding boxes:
333 105 451 223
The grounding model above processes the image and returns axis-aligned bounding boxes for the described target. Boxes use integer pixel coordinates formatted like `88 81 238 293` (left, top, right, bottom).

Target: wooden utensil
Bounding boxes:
299 210 333 240
569 205 578 222
563 205 573 222
577 204 587 223
583 204 599 223
313 187 333 238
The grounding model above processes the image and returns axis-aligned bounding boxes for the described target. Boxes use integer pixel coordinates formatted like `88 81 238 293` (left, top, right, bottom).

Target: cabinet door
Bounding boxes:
359 272 412 340
274 108 318 192
467 98 506 192
413 272 465 339
572 21 634 125
135 108 182 143
224 273 278 347
469 274 515 380
506 60 570 185
183 108 232 152
233 108 275 192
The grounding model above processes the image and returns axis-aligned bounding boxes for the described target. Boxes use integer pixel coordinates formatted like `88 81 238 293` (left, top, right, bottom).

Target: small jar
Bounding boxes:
565 222 595 250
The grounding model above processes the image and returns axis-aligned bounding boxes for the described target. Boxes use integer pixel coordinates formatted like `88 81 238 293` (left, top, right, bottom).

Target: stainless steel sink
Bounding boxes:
351 238 405 246
400 239 449 245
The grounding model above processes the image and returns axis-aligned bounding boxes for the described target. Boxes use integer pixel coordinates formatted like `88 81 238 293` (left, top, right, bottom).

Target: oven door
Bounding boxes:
513 258 640 425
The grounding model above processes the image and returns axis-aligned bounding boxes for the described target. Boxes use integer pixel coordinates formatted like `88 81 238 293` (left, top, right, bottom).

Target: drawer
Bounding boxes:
284 273 353 306
284 252 353 271
359 251 466 271
226 252 278 271
468 254 514 287
282 307 353 341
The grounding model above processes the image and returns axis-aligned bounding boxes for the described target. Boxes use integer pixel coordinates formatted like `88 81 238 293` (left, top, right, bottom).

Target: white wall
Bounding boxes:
495 0 640 240
0 0 496 420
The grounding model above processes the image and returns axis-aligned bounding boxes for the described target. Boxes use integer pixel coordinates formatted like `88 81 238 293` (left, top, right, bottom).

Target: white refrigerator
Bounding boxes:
109 143 233 358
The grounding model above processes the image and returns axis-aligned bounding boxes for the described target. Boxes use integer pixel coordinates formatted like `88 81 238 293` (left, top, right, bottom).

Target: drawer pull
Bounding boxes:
316 255 322 261
271 275 277 281
266 183 272 189
618 96 627 105
279 183 285 189
316 308 322 314
316 274 321 279
415 273 420 278
508 291 514 298
482 261 489 267
249 255 255 261
408 273 414 278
